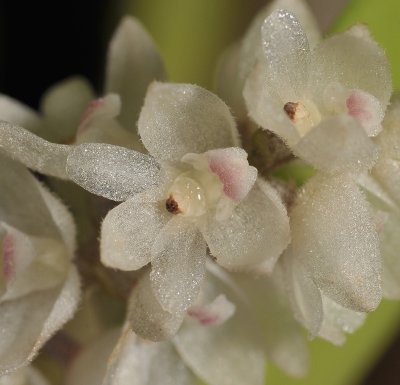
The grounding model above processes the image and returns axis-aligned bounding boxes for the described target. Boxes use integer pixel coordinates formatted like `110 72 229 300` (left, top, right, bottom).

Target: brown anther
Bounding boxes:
283 102 298 121
166 195 181 214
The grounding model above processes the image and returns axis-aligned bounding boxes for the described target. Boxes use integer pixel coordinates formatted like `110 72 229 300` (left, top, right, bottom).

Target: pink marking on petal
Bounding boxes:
2 232 15 282
346 91 374 127
77 98 105 135
207 148 254 202
186 307 220 326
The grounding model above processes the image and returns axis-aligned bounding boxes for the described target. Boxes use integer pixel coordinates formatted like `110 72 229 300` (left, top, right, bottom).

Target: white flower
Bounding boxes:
244 10 391 173
65 81 290 319
0 366 50 385
0 154 80 374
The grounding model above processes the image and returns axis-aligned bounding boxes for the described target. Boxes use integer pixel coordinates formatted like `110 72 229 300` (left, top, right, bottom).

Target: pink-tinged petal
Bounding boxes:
346 90 383 136
187 295 235 327
0 121 70 179
206 148 257 202
77 94 120 135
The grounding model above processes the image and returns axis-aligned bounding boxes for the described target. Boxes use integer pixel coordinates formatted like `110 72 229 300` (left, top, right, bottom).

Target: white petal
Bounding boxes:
243 59 300 147
101 194 169 271
138 82 239 161
293 115 378 173
261 10 311 101
0 121 70 178
105 16 166 133
128 271 184 341
104 330 196 385
203 179 290 270
0 154 59 239
40 76 95 143
310 27 391 112
66 143 161 201
318 295 365 346
0 95 42 133
150 218 207 314
206 148 257 202
290 173 382 312
0 366 50 385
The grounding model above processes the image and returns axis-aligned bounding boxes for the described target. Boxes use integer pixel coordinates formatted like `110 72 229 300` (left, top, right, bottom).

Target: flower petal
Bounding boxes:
150 218 207 314
261 10 311 101
0 121 70 179
66 143 161 201
138 82 239 161
203 179 290 270
0 94 42 133
291 172 382 312
103 330 197 385
293 115 378 173
128 271 184 341
310 26 391 112
318 295 365 346
243 59 300 147
101 193 169 271
105 16 166 133
0 366 50 385
40 76 95 143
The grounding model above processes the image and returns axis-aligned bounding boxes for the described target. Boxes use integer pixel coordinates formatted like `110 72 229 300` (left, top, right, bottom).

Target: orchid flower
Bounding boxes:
65 81 290 318
0 154 80 374
244 10 391 173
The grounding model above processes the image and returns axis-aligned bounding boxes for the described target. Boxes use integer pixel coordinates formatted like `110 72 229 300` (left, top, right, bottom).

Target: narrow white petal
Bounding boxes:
0 366 50 385
291 173 382 312
128 272 184 341
101 194 169 271
150 218 207 314
66 143 161 201
261 10 311 101
138 82 239 161
105 16 166 133
203 179 290 270
0 121 70 179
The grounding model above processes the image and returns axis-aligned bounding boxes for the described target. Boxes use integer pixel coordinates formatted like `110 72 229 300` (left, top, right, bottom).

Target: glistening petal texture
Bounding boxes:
101 194 169 271
310 28 391 111
290 173 382 312
138 82 239 161
0 367 50 385
261 10 311 101
203 179 290 270
0 122 70 179
293 116 377 173
40 77 95 143
104 331 197 385
66 143 161 201
150 218 207 314
128 272 184 341
105 16 166 133
243 59 300 147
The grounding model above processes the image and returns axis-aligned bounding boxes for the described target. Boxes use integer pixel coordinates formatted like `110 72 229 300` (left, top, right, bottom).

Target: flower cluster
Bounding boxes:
0 0 398 384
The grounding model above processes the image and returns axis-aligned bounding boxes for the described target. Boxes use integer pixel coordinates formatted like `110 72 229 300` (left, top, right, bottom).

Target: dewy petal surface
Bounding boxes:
290 173 382 312
66 143 161 201
103 330 197 385
293 115 377 173
261 10 311 101
0 122 70 179
203 179 290 270
138 82 239 161
105 16 166 133
150 217 207 314
101 193 169 271
128 271 184 342
310 27 391 112
40 76 95 143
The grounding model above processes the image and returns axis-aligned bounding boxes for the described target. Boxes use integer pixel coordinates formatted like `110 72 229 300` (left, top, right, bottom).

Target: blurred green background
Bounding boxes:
120 0 400 384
